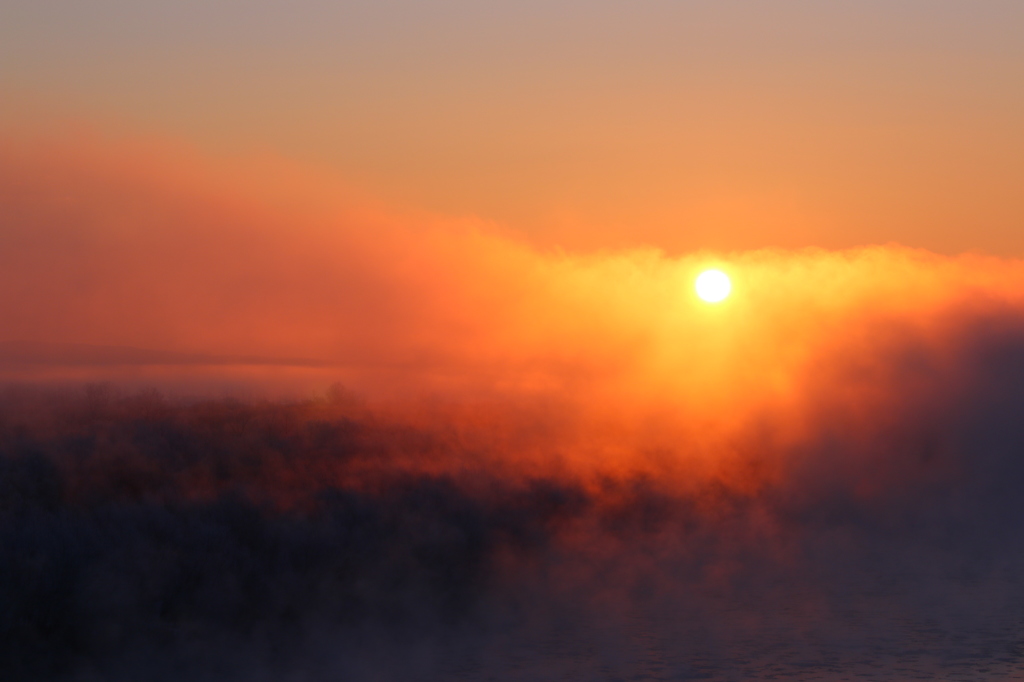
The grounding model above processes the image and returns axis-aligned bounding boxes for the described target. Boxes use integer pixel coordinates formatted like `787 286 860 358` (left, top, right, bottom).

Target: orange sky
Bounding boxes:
3 135 1024 481
7 10 1024 676
4 3 1024 480
3 1 1024 254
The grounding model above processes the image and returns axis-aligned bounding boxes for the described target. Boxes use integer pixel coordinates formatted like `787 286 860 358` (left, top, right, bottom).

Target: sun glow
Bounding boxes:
695 269 732 303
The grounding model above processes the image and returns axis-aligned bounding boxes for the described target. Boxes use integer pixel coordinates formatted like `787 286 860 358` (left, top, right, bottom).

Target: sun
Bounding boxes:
695 269 732 303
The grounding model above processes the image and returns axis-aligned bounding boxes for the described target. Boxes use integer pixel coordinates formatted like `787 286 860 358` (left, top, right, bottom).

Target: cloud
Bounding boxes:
4 131 1024 679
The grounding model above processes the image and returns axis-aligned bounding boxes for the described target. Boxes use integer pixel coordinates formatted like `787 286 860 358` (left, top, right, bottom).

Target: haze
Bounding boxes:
6 3 1024 681
3 0 1024 254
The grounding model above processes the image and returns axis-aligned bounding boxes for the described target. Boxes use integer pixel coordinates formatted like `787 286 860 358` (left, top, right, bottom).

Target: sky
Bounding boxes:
3 0 1024 253
7 4 1024 680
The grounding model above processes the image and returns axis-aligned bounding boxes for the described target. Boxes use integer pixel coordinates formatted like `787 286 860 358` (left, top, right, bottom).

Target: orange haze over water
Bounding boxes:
3 131 1024 485
6 5 1024 674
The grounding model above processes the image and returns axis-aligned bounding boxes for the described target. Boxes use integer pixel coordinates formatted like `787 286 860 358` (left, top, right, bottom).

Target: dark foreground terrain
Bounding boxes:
6 314 1024 681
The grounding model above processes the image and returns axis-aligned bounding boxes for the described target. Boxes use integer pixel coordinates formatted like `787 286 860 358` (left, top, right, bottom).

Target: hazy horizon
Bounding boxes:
4 2 1024 680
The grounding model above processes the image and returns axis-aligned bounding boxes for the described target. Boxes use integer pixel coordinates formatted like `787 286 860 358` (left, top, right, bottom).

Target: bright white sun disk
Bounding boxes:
695 269 731 303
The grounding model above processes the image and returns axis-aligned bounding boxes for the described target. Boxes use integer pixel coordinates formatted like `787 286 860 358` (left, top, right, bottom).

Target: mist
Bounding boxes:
5 134 1024 679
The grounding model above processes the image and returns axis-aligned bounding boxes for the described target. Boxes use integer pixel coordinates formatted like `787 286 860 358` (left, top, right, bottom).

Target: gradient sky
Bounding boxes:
10 8 1024 679
4 0 1024 254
